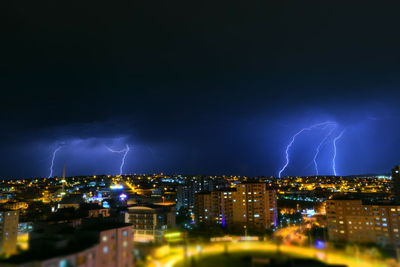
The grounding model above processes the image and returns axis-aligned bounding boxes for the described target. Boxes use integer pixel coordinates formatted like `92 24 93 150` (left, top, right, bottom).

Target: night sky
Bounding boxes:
2 1 400 178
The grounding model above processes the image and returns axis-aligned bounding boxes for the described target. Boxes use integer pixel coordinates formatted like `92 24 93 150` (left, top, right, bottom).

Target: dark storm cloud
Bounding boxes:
1 0 400 177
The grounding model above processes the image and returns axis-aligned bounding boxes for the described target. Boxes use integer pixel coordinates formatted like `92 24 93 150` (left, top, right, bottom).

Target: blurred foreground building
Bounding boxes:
127 203 176 242
2 221 134 267
0 210 19 256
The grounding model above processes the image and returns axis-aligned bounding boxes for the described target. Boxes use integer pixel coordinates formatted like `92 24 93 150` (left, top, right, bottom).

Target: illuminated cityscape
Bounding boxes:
0 171 397 266
3 0 400 266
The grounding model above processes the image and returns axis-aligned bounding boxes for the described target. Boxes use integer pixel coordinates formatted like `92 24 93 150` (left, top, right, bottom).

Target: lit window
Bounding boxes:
103 246 109 253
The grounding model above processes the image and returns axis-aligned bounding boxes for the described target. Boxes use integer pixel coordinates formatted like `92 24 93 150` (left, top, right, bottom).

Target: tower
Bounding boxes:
61 164 67 192
62 164 66 179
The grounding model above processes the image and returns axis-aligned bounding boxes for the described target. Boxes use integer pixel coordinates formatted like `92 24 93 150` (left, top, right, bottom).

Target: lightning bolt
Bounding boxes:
107 144 130 175
313 124 337 175
278 121 336 178
332 129 346 176
48 145 64 178
120 145 130 175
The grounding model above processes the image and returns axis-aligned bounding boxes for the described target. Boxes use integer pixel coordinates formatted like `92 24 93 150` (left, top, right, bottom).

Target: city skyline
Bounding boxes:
4 1 400 266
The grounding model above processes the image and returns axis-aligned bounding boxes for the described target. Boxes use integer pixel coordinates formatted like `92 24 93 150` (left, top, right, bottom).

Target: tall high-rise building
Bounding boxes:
326 197 400 247
211 189 234 227
392 165 400 203
0 210 19 256
194 189 234 226
232 183 277 231
194 183 277 232
194 192 213 224
176 184 196 210
176 176 230 210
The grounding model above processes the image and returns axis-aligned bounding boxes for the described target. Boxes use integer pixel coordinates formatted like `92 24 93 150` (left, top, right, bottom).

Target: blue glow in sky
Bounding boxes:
2 1 400 178
0 105 397 178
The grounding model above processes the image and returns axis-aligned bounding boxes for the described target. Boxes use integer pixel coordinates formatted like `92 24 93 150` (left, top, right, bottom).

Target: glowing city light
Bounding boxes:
110 184 124 190
164 232 182 238
102 201 110 208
